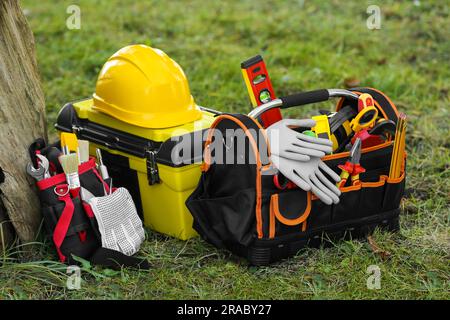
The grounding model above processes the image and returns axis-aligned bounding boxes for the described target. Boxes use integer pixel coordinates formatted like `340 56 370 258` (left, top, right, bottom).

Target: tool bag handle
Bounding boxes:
280 89 330 108
248 89 359 119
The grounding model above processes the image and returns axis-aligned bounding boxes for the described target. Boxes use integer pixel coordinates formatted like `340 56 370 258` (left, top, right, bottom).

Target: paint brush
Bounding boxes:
78 140 90 163
59 153 80 190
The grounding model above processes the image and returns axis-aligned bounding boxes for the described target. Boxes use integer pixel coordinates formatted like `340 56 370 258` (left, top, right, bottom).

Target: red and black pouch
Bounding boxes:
34 149 149 269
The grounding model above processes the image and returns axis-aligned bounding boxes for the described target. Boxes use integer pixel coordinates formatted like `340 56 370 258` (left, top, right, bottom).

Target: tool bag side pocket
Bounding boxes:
187 185 257 249
332 184 362 223
37 159 104 264
267 190 311 239
359 176 388 215
383 171 406 212
39 186 100 264
325 141 393 224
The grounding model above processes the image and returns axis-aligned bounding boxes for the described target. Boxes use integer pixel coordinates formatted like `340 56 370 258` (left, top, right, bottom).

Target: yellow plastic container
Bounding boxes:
56 98 216 240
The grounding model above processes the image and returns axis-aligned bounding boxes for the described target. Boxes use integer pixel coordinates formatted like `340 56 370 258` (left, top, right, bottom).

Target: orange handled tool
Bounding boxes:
336 138 365 188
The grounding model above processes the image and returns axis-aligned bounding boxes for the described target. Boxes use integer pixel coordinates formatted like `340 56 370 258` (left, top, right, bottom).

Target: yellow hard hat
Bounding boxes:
93 44 201 128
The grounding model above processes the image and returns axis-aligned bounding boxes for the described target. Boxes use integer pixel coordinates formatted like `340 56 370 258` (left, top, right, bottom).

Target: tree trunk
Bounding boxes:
0 0 47 249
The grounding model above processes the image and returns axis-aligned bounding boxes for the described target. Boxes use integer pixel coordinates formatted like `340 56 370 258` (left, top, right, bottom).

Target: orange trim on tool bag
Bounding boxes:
201 124 216 172
260 164 274 172
323 140 393 162
269 201 276 238
340 184 362 193
336 91 390 121
366 87 400 118
338 174 394 191
387 170 405 184
336 96 345 111
400 153 407 172
270 192 311 228
246 115 271 239
340 175 392 192
353 180 362 187
202 115 271 170
360 176 387 188
301 220 307 232
265 140 392 201
252 117 271 159
202 114 265 238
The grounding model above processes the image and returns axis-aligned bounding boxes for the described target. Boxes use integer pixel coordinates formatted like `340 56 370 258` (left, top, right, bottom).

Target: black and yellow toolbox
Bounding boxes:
56 45 217 240
186 87 406 265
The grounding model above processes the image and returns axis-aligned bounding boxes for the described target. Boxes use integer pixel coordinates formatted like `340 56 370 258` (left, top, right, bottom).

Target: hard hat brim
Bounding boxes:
93 93 202 128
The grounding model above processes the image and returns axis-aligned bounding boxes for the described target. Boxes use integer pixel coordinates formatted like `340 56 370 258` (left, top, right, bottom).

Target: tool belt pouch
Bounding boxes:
36 158 107 264
33 148 150 269
186 88 406 265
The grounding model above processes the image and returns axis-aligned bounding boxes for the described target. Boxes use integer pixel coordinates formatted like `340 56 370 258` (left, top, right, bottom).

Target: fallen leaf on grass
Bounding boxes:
367 236 391 261
344 77 360 88
402 199 418 215
376 58 387 65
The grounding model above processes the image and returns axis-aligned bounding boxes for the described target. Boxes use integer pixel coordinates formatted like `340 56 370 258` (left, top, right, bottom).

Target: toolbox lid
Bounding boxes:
55 99 217 168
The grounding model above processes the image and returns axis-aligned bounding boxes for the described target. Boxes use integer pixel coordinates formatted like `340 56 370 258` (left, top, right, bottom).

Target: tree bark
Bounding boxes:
0 0 47 248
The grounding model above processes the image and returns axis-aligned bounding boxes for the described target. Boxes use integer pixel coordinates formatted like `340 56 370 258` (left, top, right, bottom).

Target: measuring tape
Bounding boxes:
241 55 282 127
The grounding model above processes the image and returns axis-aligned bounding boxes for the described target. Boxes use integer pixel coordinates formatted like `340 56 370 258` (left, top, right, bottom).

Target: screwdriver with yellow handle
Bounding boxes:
336 138 365 188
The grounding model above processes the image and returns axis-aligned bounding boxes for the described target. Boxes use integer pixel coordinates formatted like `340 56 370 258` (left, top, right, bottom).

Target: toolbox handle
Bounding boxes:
248 89 359 119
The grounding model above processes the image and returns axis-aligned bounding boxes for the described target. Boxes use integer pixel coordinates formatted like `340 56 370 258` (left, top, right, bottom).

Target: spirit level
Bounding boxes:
241 55 282 127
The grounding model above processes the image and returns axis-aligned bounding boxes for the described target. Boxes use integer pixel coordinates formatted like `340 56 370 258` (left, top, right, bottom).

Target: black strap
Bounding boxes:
28 138 47 168
90 247 150 270
329 106 357 133
228 113 270 165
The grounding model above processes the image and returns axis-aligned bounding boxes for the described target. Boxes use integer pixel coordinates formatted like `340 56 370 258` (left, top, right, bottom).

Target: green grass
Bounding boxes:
2 0 448 299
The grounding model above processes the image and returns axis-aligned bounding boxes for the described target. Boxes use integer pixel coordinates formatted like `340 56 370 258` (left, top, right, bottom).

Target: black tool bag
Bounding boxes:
186 88 406 265
33 144 149 269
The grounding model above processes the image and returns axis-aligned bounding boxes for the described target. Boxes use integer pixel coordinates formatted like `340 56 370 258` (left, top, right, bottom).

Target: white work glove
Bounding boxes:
271 154 342 205
84 187 145 256
266 119 333 161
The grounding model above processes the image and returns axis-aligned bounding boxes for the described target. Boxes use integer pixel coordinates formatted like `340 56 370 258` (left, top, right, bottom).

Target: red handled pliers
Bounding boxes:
336 138 365 188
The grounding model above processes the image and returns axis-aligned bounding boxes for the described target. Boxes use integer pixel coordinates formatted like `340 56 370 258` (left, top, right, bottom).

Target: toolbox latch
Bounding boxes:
146 150 160 185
